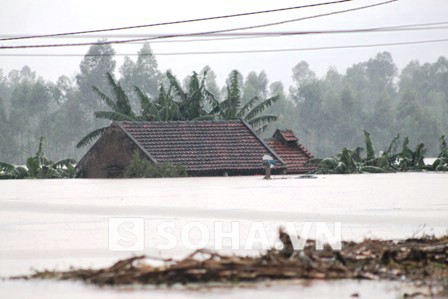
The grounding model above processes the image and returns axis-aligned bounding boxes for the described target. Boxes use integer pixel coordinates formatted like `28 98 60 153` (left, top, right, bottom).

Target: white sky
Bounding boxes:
0 0 447 88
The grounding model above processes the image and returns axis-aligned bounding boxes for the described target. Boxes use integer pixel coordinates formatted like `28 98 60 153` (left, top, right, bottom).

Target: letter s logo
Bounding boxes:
117 221 138 248
109 218 145 251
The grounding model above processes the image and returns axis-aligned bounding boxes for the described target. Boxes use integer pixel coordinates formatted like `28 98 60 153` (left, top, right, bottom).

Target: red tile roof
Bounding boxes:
265 130 315 174
117 120 285 175
277 129 298 142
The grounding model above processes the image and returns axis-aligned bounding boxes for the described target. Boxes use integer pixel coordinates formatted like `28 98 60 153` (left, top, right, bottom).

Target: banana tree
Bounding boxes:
1 137 76 179
27 137 77 178
306 131 431 174
76 73 144 148
433 135 448 171
211 70 279 132
0 162 28 179
166 71 216 120
135 85 180 121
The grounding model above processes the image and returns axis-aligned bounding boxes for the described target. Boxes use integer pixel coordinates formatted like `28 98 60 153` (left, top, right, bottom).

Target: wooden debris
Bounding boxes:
12 230 448 294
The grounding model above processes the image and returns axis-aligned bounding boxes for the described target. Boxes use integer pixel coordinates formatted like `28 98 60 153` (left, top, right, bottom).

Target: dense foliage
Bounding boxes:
307 131 447 174
77 68 279 147
124 152 187 178
0 137 76 179
433 135 448 171
0 40 447 164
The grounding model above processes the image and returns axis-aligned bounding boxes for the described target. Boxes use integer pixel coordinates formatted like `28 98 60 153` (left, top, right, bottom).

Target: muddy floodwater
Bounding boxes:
1 173 447 298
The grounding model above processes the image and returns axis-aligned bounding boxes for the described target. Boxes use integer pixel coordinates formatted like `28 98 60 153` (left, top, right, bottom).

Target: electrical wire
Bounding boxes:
127 23 448 44
0 22 446 49
58 22 448 46
0 0 354 42
2 21 447 40
1 37 446 57
0 0 398 50
2 21 446 42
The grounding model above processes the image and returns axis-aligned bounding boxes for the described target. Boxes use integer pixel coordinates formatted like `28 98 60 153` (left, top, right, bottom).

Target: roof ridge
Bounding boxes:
119 119 245 125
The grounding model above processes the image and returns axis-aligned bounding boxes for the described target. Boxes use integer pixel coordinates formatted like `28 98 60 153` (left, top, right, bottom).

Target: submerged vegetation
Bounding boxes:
124 152 187 178
13 230 448 296
307 132 447 174
0 137 76 179
433 135 448 171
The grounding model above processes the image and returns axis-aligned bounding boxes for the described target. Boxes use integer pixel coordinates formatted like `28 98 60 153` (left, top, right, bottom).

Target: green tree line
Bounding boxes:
285 53 447 157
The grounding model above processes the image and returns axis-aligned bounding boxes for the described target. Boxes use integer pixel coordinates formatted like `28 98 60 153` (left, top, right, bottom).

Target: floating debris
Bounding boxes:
12 230 448 295
296 174 318 179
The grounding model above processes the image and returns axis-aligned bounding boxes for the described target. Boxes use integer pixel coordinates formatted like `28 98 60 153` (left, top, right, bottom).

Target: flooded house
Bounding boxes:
76 120 315 178
265 129 316 174
76 120 286 178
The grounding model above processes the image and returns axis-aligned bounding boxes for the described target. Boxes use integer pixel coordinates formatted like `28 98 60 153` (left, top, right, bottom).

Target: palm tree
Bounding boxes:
212 70 279 132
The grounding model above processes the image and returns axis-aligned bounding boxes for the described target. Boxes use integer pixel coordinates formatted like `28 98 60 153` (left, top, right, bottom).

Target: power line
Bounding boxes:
0 0 398 50
56 22 448 45
0 0 353 42
132 23 448 40
1 37 446 57
0 22 446 50
2 21 446 42
130 24 448 44
2 21 447 40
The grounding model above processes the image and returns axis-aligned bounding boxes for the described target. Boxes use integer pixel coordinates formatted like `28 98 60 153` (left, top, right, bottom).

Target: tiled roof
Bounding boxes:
265 130 315 174
278 129 298 142
117 120 285 174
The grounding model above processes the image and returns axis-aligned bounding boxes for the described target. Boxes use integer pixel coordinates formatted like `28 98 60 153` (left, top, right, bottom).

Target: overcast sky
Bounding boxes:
0 0 447 88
